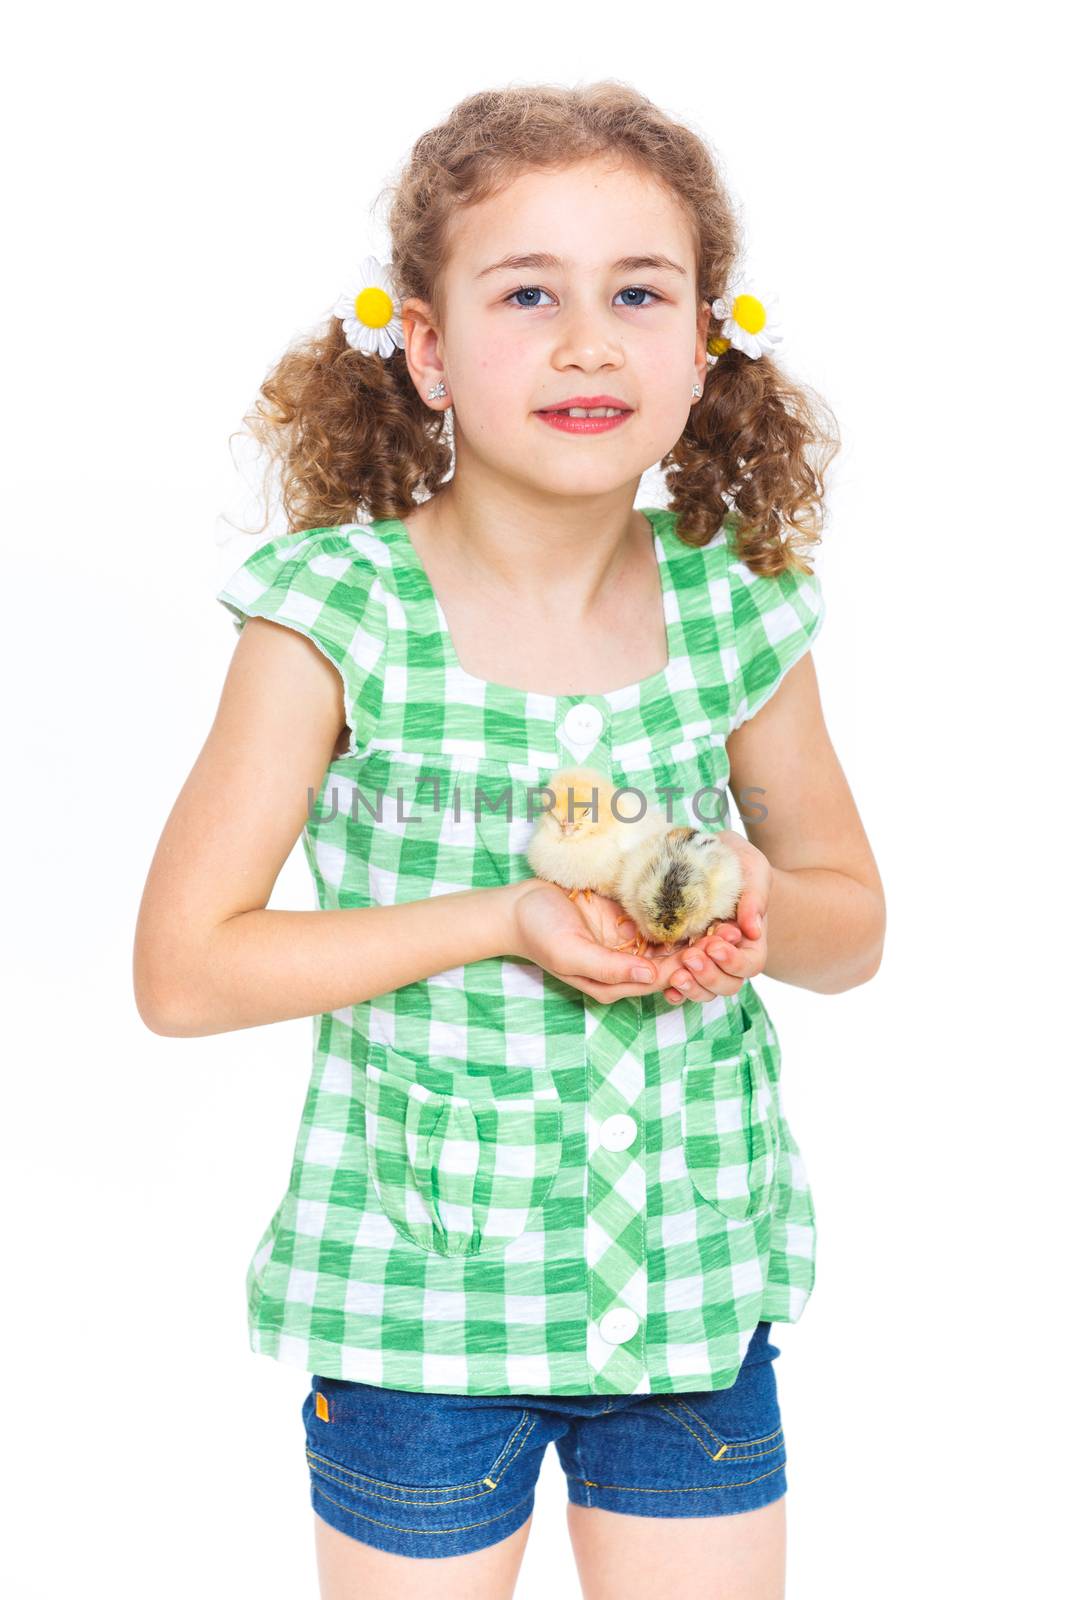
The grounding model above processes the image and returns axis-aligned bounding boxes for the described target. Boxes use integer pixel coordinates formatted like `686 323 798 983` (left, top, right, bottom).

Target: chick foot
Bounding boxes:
611 916 650 957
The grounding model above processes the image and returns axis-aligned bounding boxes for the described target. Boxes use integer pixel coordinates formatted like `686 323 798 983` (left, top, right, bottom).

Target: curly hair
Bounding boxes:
234 81 840 578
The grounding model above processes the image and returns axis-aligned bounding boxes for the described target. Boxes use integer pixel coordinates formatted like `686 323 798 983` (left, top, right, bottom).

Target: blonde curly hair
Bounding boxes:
235 81 840 578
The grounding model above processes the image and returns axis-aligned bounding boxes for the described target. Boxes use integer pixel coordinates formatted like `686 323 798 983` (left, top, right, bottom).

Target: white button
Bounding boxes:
561 702 604 744
598 1307 640 1345
599 1113 638 1152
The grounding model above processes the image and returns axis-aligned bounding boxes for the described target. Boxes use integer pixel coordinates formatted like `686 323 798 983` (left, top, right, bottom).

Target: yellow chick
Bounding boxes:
613 825 744 958
525 765 666 904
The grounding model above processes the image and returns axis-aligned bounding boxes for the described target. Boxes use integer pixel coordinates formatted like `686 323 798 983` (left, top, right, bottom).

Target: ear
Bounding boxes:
401 297 447 404
695 298 712 371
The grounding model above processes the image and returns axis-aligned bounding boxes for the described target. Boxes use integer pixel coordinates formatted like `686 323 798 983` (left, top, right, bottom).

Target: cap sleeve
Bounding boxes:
215 526 386 759
724 528 825 733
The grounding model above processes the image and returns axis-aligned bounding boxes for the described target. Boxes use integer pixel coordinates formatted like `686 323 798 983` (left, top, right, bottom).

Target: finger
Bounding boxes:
684 929 736 963
677 945 732 981
671 960 729 998
573 977 644 1002
576 971 676 1002
564 940 658 990
669 963 745 1002
664 955 726 999
736 891 764 943
704 936 747 975
670 971 726 1002
669 940 747 994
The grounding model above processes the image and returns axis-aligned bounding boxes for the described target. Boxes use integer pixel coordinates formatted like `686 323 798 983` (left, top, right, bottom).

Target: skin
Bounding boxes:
399 155 883 1006
135 157 885 1598
398 158 714 698
316 160 878 1598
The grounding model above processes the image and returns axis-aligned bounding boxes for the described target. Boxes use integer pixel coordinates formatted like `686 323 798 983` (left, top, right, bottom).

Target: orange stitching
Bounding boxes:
670 1395 785 1451
309 1453 496 1507
653 1400 784 1464
485 1409 537 1486
710 1440 783 1465
304 1411 538 1507
564 1462 785 1494
305 1408 535 1496
313 1480 535 1536
654 1396 725 1451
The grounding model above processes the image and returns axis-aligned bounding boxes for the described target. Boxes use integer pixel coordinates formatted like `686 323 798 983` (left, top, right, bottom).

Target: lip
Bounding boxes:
536 394 633 412
536 410 632 434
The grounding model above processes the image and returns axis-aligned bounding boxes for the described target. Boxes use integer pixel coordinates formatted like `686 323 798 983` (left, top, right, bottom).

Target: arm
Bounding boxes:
133 619 655 1038
133 617 538 1037
725 652 885 994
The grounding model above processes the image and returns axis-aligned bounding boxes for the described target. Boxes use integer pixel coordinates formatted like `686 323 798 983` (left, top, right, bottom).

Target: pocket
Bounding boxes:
363 1044 564 1256
680 1015 780 1221
303 1376 537 1502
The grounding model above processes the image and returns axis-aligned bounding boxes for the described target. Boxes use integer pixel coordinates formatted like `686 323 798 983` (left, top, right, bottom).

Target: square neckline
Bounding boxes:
374 506 677 706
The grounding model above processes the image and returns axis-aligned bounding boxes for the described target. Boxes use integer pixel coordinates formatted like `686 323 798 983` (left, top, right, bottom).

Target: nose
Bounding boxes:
551 291 624 371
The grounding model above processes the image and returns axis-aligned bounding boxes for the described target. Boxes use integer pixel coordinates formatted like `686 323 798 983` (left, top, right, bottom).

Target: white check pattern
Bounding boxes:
216 507 825 1395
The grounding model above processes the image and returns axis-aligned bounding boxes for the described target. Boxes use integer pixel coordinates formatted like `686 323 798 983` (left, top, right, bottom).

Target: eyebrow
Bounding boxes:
475 251 688 280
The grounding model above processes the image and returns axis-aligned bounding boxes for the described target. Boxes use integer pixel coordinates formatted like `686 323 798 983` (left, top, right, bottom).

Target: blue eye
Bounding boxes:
616 286 662 308
505 285 664 310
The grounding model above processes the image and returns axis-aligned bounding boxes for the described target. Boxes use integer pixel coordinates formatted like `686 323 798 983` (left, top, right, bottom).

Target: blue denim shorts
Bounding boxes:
302 1321 785 1560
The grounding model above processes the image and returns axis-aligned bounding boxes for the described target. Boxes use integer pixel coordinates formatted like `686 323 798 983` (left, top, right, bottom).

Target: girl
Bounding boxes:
135 82 884 1600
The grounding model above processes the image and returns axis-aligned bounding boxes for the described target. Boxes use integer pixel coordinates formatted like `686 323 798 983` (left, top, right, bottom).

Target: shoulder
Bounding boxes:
721 518 822 622
218 521 389 594
657 507 819 593
214 523 395 759
216 522 394 646
654 509 826 732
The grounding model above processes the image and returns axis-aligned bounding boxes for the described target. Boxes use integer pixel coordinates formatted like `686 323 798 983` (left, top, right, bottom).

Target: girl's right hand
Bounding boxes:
508 880 665 1003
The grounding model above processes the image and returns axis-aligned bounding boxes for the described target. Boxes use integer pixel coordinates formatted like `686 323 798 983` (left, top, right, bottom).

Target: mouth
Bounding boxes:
537 395 632 416
536 402 633 435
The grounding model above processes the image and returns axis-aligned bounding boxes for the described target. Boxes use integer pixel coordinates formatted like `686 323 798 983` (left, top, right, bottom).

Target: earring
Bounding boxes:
691 382 702 398
427 380 447 401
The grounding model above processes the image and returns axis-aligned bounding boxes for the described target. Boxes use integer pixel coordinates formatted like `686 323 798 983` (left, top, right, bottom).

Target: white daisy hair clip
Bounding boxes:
707 283 783 366
332 255 405 357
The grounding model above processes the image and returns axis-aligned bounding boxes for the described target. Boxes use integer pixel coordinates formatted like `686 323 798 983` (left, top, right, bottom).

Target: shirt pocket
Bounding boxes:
363 1043 564 1256
679 1014 780 1221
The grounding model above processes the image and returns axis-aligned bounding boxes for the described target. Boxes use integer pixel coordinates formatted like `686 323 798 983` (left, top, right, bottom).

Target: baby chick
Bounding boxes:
613 825 744 958
525 764 665 903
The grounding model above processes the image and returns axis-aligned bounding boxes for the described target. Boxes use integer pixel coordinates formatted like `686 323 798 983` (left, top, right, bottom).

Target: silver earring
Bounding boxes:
427 380 447 401
691 382 702 398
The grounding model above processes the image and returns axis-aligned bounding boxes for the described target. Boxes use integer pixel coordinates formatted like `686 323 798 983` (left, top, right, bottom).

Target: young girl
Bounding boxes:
135 82 884 1600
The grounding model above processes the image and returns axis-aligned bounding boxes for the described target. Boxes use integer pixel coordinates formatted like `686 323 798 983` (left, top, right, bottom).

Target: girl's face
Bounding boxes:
407 159 711 500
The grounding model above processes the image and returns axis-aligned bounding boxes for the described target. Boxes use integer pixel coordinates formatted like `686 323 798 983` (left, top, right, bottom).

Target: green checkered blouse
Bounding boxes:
215 506 825 1396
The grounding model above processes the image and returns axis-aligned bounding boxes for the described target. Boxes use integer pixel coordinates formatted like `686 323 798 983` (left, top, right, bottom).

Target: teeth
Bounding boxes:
552 407 625 418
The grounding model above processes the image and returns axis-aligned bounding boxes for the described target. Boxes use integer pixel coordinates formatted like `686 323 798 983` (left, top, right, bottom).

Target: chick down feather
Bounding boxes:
525 764 666 899
614 825 744 953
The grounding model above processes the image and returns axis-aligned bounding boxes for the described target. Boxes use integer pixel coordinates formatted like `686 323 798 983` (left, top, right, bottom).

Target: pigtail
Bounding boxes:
234 314 453 536
666 343 841 578
227 81 840 561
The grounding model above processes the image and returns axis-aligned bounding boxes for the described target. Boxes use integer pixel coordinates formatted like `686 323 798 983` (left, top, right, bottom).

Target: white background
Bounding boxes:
3 2 1061 1595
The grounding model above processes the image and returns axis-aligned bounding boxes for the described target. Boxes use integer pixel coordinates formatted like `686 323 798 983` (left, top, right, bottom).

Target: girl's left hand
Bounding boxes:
642 829 772 1005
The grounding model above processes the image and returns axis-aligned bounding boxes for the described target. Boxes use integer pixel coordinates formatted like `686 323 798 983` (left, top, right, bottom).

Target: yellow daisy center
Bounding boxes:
732 294 766 335
354 286 393 328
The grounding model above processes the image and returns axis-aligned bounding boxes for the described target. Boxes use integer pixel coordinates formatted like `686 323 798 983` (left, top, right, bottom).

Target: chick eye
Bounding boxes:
505 285 664 310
